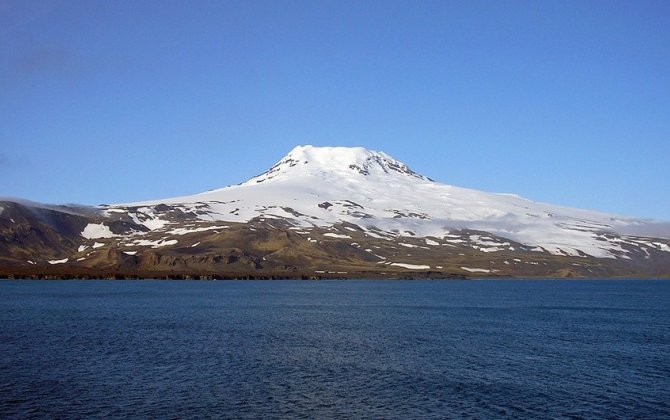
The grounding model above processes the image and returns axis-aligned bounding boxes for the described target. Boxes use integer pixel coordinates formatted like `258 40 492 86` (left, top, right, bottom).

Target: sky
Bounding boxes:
1 0 669 220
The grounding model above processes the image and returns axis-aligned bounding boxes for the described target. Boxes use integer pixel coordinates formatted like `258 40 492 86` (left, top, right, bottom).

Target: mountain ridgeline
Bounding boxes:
2 146 669 279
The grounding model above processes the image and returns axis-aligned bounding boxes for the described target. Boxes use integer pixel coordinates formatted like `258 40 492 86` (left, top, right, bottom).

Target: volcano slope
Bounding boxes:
2 146 669 279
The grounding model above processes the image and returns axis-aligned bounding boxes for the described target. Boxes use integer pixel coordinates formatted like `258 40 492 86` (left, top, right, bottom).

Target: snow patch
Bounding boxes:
81 223 117 239
143 218 170 230
48 258 68 265
390 263 430 270
102 208 126 216
364 230 387 239
460 267 491 273
476 246 504 253
132 239 178 248
167 225 228 235
323 233 352 239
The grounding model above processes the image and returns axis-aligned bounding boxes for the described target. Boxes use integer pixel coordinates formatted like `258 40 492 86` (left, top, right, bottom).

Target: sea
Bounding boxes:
1 279 669 418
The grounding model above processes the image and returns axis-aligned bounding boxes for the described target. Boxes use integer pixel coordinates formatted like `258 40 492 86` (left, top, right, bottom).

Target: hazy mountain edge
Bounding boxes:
614 222 670 240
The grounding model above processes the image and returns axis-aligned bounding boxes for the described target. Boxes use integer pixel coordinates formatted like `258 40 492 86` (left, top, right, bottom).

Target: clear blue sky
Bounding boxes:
1 0 669 219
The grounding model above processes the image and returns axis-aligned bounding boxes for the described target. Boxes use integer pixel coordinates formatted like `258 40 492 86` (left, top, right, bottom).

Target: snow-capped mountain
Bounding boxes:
123 145 666 259
1 146 669 279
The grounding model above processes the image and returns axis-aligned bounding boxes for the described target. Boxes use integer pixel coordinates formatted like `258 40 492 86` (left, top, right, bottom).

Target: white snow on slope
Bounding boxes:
117 145 666 259
130 239 178 248
81 223 117 239
323 233 352 239
168 226 229 235
391 263 431 270
460 267 492 273
142 218 169 230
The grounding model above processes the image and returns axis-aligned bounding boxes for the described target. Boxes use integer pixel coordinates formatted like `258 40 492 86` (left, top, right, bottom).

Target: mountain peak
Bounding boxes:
106 144 670 265
245 145 429 184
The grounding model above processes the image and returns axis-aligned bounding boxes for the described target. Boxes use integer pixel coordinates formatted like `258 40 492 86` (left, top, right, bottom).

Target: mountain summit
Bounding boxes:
1 145 669 279
241 145 429 185
131 146 662 260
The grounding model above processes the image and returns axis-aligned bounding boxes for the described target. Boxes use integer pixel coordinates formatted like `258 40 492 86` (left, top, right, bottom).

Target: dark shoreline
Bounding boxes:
0 268 469 281
2 271 669 280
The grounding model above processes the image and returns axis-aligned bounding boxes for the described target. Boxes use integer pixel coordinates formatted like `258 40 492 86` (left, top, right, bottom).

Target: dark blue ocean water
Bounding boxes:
1 279 669 418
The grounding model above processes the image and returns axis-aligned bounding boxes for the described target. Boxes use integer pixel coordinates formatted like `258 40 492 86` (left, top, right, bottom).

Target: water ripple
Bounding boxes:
1 279 669 418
